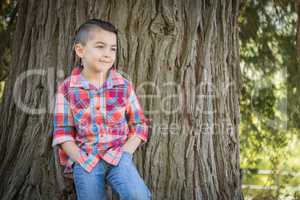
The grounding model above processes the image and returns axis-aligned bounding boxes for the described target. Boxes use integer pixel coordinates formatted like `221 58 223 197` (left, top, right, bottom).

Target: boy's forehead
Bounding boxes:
87 28 117 46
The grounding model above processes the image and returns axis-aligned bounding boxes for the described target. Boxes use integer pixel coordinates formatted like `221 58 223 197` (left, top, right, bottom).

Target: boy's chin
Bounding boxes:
88 65 112 73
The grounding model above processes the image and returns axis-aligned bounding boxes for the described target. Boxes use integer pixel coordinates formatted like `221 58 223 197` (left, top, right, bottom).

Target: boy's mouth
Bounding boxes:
99 60 111 64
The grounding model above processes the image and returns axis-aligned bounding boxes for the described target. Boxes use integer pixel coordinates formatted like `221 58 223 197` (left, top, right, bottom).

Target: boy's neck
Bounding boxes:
81 66 110 87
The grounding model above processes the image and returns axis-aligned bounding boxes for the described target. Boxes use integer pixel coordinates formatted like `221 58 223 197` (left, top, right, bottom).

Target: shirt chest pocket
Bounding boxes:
69 91 91 131
105 88 127 125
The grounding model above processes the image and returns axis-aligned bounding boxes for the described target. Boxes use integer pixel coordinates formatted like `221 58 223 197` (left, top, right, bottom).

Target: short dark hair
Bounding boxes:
73 18 118 46
73 19 119 68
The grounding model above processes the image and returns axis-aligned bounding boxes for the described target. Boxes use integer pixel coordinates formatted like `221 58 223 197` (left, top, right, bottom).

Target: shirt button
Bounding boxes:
92 126 98 132
96 106 100 110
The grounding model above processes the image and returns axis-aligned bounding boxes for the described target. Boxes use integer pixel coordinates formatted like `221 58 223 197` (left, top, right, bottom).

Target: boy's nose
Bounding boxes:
103 54 110 58
103 52 112 60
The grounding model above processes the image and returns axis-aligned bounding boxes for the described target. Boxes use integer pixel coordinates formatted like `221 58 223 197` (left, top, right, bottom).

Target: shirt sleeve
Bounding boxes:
52 83 76 147
125 81 149 144
51 82 89 168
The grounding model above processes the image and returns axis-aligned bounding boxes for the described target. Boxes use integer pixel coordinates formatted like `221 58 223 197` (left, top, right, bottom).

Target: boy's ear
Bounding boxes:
74 43 85 58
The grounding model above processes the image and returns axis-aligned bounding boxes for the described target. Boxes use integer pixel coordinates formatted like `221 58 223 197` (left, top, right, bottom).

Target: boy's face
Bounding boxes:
75 28 117 73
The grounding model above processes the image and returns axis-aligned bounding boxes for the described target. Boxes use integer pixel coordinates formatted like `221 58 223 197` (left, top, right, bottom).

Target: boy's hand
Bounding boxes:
64 173 74 179
122 135 142 154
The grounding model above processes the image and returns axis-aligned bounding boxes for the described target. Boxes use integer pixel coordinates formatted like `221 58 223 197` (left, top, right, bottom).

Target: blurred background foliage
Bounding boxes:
0 0 17 102
0 0 299 199
239 0 300 199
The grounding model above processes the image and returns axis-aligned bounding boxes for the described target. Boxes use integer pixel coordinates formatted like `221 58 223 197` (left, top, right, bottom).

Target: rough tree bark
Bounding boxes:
0 0 242 199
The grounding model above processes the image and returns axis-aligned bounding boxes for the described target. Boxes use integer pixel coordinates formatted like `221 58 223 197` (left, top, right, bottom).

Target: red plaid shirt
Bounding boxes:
51 66 149 174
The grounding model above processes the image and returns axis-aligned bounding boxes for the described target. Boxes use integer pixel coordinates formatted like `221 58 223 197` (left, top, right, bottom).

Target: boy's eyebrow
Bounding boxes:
95 41 117 47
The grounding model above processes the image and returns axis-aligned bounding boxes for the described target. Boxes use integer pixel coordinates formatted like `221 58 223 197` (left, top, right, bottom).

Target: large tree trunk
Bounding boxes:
0 0 242 199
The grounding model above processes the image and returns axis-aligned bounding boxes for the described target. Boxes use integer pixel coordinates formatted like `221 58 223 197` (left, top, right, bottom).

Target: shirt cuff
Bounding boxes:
52 127 75 147
128 124 148 144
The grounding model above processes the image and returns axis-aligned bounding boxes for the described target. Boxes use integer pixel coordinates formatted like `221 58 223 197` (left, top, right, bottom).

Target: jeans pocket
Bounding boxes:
123 151 133 159
73 163 81 177
73 162 81 170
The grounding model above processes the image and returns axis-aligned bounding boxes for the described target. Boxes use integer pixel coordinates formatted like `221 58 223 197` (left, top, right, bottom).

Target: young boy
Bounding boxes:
52 19 151 200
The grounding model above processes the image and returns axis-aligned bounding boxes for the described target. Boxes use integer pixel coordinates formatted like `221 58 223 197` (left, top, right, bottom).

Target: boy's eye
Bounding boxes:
96 46 104 48
111 48 117 51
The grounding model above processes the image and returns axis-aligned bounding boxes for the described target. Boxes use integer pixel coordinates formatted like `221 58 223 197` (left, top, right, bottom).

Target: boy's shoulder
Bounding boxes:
56 66 81 93
56 76 72 95
111 69 132 86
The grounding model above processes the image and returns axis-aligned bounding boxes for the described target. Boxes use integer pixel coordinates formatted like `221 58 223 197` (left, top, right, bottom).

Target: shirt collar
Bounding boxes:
69 65 125 90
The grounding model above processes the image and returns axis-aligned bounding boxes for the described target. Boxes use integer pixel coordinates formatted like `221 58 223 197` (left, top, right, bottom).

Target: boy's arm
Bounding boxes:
122 81 149 154
52 83 88 167
60 141 88 164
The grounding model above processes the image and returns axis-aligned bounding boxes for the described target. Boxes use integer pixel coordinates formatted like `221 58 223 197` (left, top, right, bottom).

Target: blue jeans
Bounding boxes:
73 151 151 200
